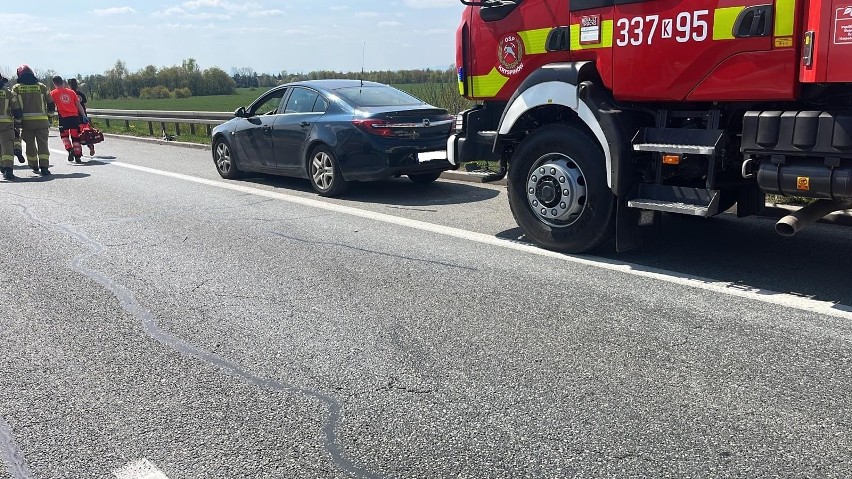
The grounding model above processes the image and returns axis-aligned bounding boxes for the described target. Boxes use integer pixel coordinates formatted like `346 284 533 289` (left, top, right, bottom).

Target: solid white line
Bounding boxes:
113 459 170 479
78 158 852 321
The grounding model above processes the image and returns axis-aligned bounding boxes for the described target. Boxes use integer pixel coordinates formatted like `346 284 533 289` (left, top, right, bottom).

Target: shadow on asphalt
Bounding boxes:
5 172 91 182
241 174 500 207
496 214 852 310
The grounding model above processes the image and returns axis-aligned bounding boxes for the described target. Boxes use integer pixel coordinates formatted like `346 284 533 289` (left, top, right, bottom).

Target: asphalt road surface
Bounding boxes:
0 133 850 478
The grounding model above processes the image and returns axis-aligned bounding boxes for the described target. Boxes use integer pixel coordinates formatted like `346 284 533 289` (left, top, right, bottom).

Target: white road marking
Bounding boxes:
52 153 852 321
113 459 170 479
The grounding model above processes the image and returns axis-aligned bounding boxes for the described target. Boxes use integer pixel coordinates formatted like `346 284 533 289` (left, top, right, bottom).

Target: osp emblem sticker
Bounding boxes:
498 34 525 76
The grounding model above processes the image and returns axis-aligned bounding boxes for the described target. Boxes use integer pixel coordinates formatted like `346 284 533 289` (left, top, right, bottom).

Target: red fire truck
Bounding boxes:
449 0 852 252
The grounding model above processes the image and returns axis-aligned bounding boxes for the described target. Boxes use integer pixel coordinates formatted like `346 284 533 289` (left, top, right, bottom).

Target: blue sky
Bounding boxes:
3 0 464 78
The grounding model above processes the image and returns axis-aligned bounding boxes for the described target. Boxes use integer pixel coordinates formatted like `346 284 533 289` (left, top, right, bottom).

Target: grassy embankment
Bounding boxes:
88 83 472 145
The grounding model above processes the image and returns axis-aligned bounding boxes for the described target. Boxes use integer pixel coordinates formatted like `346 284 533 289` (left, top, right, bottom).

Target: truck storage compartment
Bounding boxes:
801 0 852 82
741 111 852 157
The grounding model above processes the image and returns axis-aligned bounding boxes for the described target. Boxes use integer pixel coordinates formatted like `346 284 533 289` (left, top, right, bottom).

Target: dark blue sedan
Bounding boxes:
211 80 456 196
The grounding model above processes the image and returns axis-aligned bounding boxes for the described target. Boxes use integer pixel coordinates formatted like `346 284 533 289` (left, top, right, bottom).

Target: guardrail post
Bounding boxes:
175 123 181 137
190 124 196 135
206 125 212 136
160 122 166 137
125 120 130 129
105 119 111 127
148 122 154 135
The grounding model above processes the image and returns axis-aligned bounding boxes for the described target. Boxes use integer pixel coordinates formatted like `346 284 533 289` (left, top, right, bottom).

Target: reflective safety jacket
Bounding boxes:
11 82 53 128
0 88 21 131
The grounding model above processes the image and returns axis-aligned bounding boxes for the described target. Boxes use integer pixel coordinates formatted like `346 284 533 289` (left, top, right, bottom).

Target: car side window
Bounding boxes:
284 88 320 114
312 95 329 113
249 88 287 116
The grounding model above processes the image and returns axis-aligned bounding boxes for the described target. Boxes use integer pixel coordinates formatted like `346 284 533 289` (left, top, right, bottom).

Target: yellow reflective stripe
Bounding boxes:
713 7 743 40
458 80 465 95
570 20 613 50
775 0 795 37
518 28 551 55
14 85 41 94
22 114 48 120
470 67 510 98
0 119 13 123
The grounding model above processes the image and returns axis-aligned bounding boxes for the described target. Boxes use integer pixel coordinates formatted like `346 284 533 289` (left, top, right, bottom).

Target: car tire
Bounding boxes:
213 137 241 179
407 172 442 184
308 146 348 197
507 124 616 253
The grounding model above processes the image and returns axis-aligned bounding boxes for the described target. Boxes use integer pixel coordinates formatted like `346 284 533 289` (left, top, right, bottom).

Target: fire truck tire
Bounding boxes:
508 124 616 253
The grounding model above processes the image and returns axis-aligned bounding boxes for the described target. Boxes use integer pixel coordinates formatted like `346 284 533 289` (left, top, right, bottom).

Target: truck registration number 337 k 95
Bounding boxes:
615 10 710 46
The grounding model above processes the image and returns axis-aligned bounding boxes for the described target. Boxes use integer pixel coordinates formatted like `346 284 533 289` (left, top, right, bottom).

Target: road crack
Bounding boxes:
13 203 382 479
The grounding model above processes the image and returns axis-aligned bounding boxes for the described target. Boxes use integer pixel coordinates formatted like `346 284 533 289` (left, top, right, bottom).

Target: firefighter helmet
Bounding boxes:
16 64 32 77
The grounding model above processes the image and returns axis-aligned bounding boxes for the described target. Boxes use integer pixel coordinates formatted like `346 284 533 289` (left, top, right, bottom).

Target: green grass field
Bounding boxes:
89 88 272 112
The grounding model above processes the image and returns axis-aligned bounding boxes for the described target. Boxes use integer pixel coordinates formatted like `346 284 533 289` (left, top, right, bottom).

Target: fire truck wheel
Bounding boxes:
213 137 242 179
508 124 616 253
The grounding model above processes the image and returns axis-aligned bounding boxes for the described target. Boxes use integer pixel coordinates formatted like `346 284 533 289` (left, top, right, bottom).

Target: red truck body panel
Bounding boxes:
459 0 850 103
801 0 852 82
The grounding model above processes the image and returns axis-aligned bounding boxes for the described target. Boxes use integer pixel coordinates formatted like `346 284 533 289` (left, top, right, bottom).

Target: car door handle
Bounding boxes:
262 125 272 132
299 121 311 127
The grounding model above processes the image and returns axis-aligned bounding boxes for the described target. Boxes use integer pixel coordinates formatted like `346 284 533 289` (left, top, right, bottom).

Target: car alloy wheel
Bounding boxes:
213 138 240 179
309 146 347 196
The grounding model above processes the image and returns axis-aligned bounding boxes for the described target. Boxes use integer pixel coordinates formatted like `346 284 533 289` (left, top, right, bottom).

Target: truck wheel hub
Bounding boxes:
526 153 587 226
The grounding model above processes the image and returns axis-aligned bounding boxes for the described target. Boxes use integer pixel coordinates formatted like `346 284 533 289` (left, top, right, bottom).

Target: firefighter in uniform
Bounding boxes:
11 65 54 175
0 75 23 180
50 76 88 163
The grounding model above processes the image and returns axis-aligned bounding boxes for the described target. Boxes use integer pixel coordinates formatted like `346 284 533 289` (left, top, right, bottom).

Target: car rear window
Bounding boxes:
334 86 424 107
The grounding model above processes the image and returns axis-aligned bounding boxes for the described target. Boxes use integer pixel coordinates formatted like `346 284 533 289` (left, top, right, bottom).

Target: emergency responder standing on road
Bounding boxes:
11 65 54 175
50 76 87 164
67 78 94 157
0 75 23 180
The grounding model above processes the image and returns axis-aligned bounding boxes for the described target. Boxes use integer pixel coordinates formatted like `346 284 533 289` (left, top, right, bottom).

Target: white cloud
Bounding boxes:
403 0 458 8
247 9 286 17
329 6 350 12
379 21 403 27
93 7 137 16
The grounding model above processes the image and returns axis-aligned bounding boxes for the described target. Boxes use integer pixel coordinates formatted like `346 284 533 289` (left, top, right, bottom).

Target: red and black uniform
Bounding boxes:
49 85 84 161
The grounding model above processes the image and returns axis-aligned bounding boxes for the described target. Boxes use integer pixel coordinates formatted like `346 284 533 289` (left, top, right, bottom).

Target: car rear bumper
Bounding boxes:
339 136 456 181
342 156 455 181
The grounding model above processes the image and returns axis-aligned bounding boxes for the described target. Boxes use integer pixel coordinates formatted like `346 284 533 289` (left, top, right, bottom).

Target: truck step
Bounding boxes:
632 143 716 155
632 128 725 155
627 198 711 216
627 184 721 217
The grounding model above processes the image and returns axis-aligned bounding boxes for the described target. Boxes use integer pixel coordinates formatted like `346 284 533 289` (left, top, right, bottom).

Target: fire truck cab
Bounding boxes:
450 0 852 252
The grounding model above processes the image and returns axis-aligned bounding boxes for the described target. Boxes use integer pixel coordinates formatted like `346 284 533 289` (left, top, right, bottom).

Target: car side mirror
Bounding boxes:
234 107 246 118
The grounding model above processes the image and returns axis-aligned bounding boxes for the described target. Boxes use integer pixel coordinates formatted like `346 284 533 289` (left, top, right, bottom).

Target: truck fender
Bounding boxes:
495 62 635 196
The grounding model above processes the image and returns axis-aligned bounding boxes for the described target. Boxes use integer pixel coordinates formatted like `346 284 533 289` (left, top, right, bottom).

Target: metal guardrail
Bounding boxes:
86 109 234 137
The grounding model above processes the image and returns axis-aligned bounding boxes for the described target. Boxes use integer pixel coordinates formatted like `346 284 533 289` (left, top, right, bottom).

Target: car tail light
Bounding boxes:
352 119 395 137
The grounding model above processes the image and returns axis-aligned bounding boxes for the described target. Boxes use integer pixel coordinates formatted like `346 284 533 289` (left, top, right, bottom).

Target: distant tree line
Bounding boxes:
2 58 464 111
77 59 237 100
231 66 456 89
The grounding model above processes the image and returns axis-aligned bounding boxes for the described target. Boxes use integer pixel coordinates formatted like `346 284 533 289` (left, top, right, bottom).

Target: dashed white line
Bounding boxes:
60 156 852 321
113 459 170 479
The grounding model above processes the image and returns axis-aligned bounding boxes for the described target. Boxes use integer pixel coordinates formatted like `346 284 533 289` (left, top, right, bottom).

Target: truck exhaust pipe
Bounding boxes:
775 199 852 237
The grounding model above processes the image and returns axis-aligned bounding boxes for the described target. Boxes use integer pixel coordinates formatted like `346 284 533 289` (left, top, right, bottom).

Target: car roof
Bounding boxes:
280 79 387 93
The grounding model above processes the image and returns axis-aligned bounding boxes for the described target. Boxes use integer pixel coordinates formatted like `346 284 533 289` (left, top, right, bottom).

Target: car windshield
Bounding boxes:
334 85 424 107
